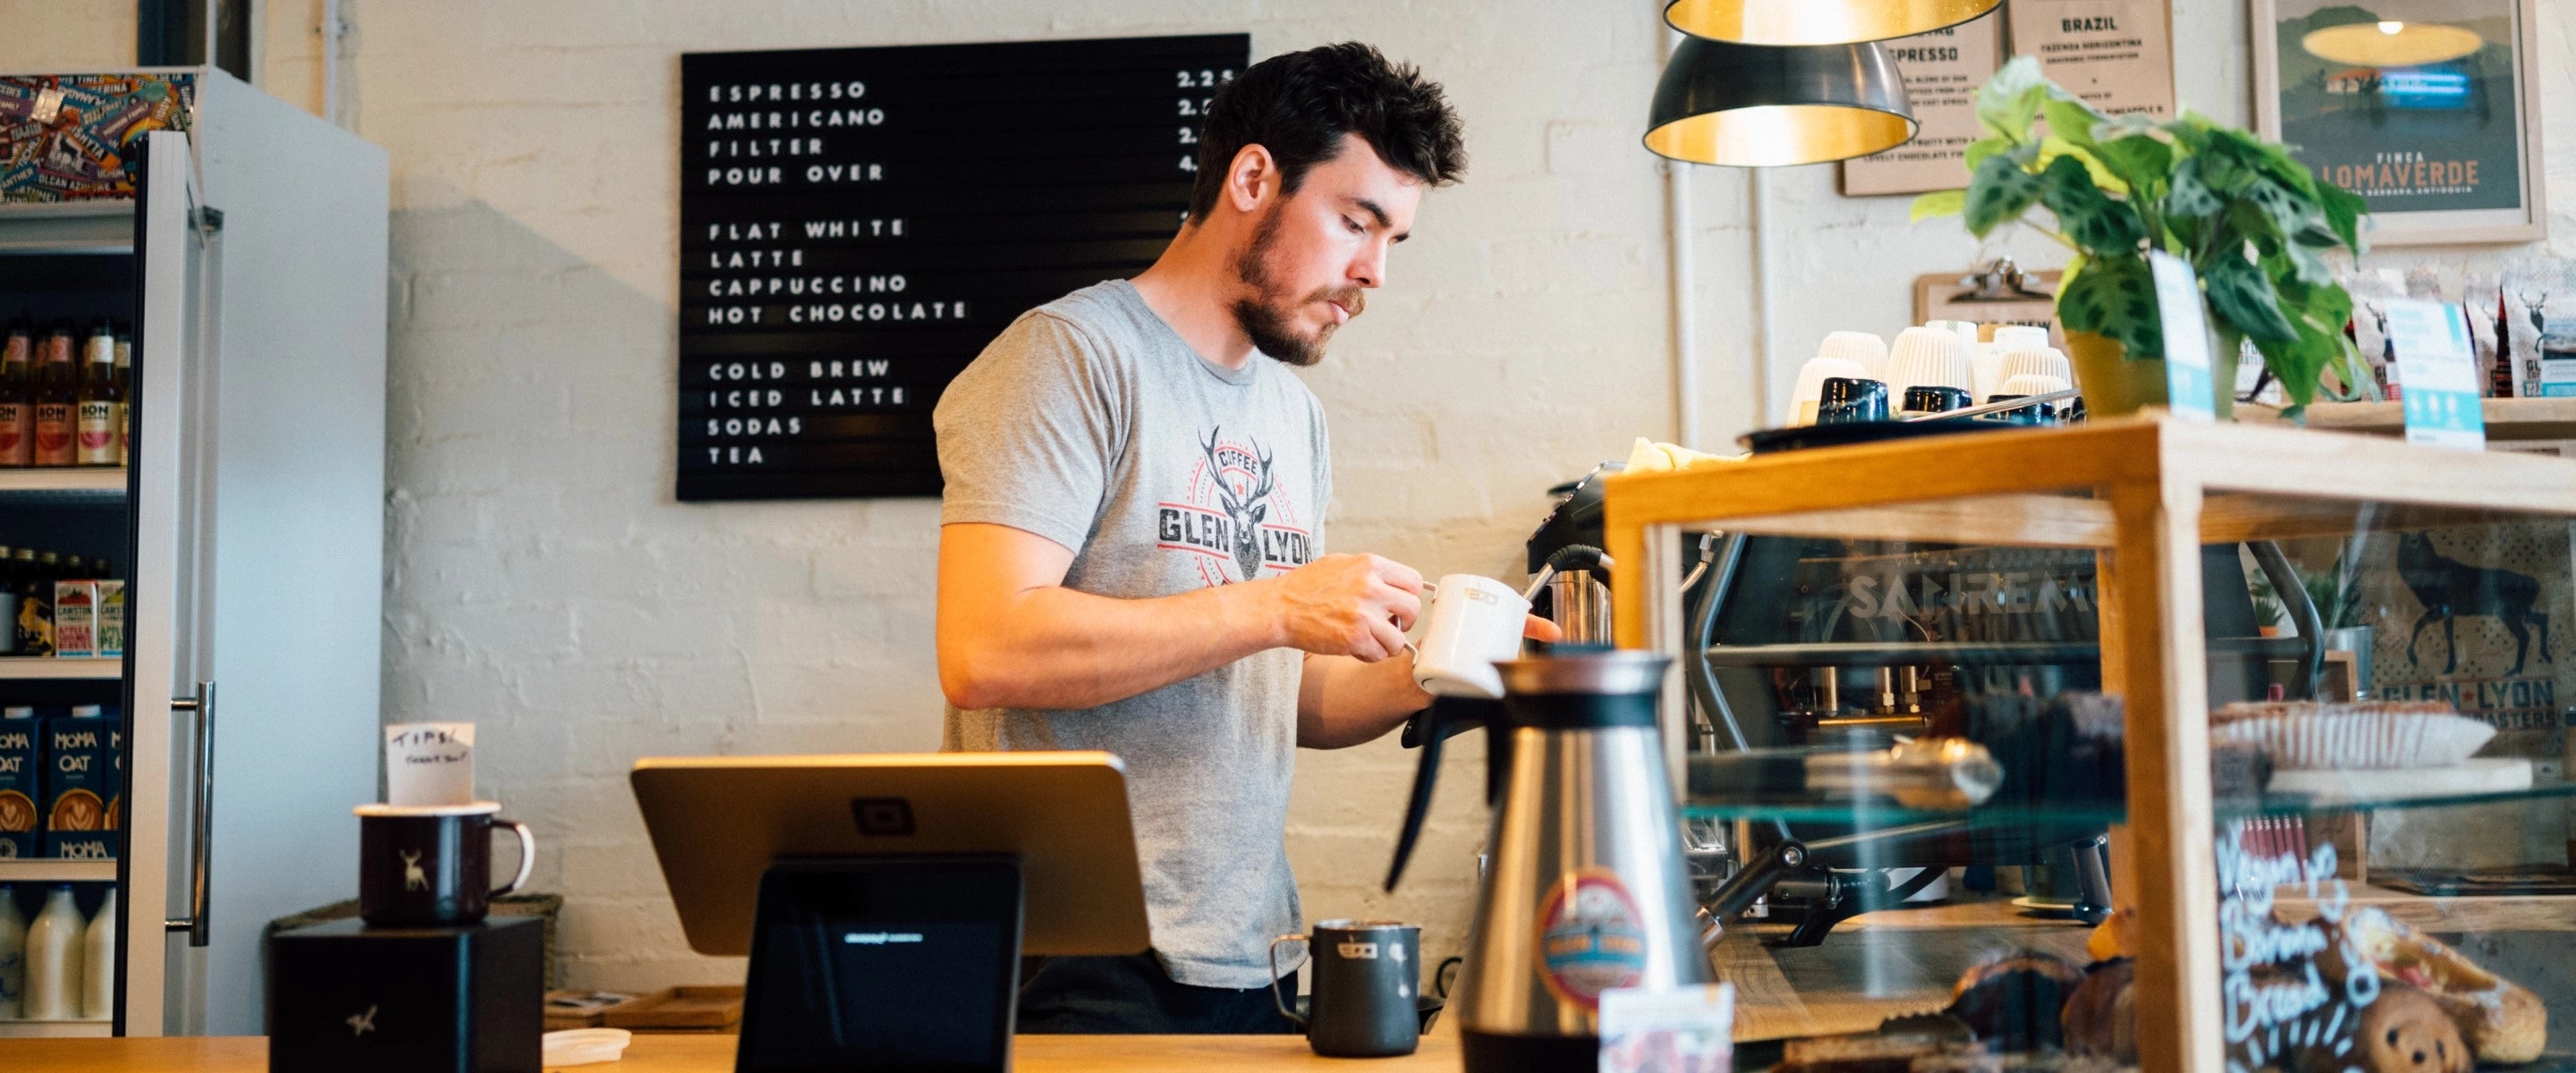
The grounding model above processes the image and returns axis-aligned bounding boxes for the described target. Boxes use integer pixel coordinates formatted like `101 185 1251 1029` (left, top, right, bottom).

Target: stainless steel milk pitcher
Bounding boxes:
1385 650 1713 1073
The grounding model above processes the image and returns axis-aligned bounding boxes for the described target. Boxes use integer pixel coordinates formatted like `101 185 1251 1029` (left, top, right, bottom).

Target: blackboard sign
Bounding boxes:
678 34 1252 501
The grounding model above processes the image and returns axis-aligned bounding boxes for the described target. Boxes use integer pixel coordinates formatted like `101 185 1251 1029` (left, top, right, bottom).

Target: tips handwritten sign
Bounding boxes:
386 722 475 807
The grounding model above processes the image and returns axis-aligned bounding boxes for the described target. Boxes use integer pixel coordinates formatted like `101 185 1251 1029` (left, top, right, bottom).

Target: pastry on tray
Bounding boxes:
2326 984 2472 1073
2210 700 2494 771
1945 951 2086 1050
2059 959 2136 1063
2318 907 2546 1064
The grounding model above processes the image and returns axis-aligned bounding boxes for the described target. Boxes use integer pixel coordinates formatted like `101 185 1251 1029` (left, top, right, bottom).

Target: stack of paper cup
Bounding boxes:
1970 342 2004 401
1818 331 1890 381
1887 326 1970 404
1785 357 1874 427
1998 346 2076 390
1998 373 2073 398
1992 325 2048 351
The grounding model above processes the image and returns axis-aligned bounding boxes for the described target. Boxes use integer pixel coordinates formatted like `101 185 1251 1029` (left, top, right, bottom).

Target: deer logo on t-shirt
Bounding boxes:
1198 427 1274 581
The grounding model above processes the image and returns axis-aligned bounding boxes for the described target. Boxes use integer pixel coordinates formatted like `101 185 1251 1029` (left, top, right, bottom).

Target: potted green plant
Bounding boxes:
1913 58 2374 421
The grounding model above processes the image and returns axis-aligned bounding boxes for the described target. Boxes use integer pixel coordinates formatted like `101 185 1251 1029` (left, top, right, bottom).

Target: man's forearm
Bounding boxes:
1297 653 1432 748
943 579 1285 710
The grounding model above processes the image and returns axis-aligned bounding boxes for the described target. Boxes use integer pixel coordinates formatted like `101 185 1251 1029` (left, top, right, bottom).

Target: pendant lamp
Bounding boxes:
1665 0 2000 46
2301 21 2483 68
1645 36 1916 167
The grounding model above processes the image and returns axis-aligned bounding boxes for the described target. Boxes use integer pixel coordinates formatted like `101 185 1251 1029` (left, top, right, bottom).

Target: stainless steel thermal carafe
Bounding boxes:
1385 650 1712 1072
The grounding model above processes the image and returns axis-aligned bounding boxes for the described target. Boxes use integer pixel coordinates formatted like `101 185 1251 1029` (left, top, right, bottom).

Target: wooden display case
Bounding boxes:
1602 416 2576 1071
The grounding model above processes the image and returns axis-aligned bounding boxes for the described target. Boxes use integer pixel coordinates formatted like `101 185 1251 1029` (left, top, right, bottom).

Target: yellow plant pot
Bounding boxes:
2063 328 2237 420
2064 330 2165 418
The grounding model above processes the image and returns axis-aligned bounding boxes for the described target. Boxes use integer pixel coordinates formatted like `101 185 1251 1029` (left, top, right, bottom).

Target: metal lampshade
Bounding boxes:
1645 36 1916 167
1665 0 2000 46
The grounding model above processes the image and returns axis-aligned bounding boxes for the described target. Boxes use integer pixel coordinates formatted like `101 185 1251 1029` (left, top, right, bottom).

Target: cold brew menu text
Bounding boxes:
679 35 1250 500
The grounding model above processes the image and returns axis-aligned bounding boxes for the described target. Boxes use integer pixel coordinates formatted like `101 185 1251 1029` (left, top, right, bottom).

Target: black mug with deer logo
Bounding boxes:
355 802 535 926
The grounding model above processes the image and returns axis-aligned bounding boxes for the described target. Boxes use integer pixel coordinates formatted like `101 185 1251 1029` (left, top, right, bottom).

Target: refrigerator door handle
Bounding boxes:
165 680 216 948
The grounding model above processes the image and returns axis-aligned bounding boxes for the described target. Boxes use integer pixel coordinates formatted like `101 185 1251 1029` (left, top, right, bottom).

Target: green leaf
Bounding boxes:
2091 113 2160 142
2242 175 2334 248
1962 134 2012 173
2280 240 2335 287
2199 247 2300 343
2093 133 2173 193
2056 254 2162 359
2318 181 2368 253
2165 156 2225 219
2161 111 2217 153
2041 94 2107 148
2252 312 2349 409
2192 149 2254 198
2206 127 2318 199
2038 138 2128 195
1964 153 2046 236
1911 189 1968 222
2037 154 2145 254
1976 57 2048 141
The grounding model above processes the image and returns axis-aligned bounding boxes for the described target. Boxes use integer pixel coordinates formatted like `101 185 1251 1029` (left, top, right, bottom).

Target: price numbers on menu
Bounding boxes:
1174 68 1234 176
676 35 1250 501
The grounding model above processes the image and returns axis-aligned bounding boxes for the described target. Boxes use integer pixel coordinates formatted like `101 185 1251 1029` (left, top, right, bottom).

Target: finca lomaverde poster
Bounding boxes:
2268 0 2523 215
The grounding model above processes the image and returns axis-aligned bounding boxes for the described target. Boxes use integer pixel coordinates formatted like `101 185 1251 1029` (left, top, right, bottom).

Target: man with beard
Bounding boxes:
933 44 1541 1032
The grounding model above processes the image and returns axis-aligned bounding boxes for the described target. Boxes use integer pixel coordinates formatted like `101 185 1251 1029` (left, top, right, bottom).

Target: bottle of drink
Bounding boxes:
22 884 82 1019
0 317 30 468
0 545 16 656
30 324 76 468
80 887 114 1019
76 320 119 468
0 885 25 1018
15 549 51 657
111 323 131 468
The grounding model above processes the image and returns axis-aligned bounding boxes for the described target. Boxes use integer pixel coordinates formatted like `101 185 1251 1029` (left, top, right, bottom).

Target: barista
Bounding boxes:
932 43 1551 1033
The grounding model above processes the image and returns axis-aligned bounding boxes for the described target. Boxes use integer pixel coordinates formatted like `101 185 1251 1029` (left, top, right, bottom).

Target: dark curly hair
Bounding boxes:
1186 42 1466 220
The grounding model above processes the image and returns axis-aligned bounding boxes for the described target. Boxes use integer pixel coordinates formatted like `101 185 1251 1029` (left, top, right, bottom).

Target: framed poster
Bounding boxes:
2253 0 2546 245
2005 0 2177 119
1840 12 2005 196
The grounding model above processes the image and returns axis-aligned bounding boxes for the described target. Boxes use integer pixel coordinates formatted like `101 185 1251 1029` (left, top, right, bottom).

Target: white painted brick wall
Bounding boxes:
15 0 2576 995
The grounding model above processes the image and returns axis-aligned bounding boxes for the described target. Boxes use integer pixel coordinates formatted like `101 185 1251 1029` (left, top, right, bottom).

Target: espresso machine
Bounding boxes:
1386 651 1711 1072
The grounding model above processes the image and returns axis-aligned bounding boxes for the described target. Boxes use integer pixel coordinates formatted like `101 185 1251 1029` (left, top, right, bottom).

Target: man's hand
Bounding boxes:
1266 553 1423 662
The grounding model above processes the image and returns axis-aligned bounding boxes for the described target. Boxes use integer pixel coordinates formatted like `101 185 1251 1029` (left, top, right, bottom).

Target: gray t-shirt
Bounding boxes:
935 279 1329 989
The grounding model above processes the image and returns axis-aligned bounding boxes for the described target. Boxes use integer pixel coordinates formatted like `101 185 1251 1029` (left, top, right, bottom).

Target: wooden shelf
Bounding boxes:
0 657 122 679
0 858 117 883
2245 397 2576 442
0 467 125 499
0 1018 114 1038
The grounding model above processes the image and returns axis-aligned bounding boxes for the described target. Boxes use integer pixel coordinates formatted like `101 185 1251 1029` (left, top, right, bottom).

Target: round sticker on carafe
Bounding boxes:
1534 869 1648 1009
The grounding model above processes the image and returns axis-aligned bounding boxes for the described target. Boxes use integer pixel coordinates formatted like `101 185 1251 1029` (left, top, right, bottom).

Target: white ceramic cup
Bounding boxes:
1818 331 1891 381
1410 574 1530 700
1887 326 1970 403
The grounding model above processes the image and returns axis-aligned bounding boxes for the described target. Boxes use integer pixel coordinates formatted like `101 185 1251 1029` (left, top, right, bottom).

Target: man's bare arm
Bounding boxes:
936 522 1425 711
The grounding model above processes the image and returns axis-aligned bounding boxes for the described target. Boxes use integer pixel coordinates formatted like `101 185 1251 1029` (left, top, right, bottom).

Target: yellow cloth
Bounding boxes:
1622 437 1735 473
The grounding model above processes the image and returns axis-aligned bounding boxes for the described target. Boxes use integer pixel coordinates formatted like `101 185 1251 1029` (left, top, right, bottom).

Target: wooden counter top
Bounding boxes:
1 1031 1464 1071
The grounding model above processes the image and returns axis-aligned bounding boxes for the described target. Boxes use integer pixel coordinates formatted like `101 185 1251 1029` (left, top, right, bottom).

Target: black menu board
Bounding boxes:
679 34 1251 501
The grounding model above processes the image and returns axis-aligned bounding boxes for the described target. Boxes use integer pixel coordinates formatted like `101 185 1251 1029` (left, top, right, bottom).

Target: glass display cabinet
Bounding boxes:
1603 416 2576 1071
